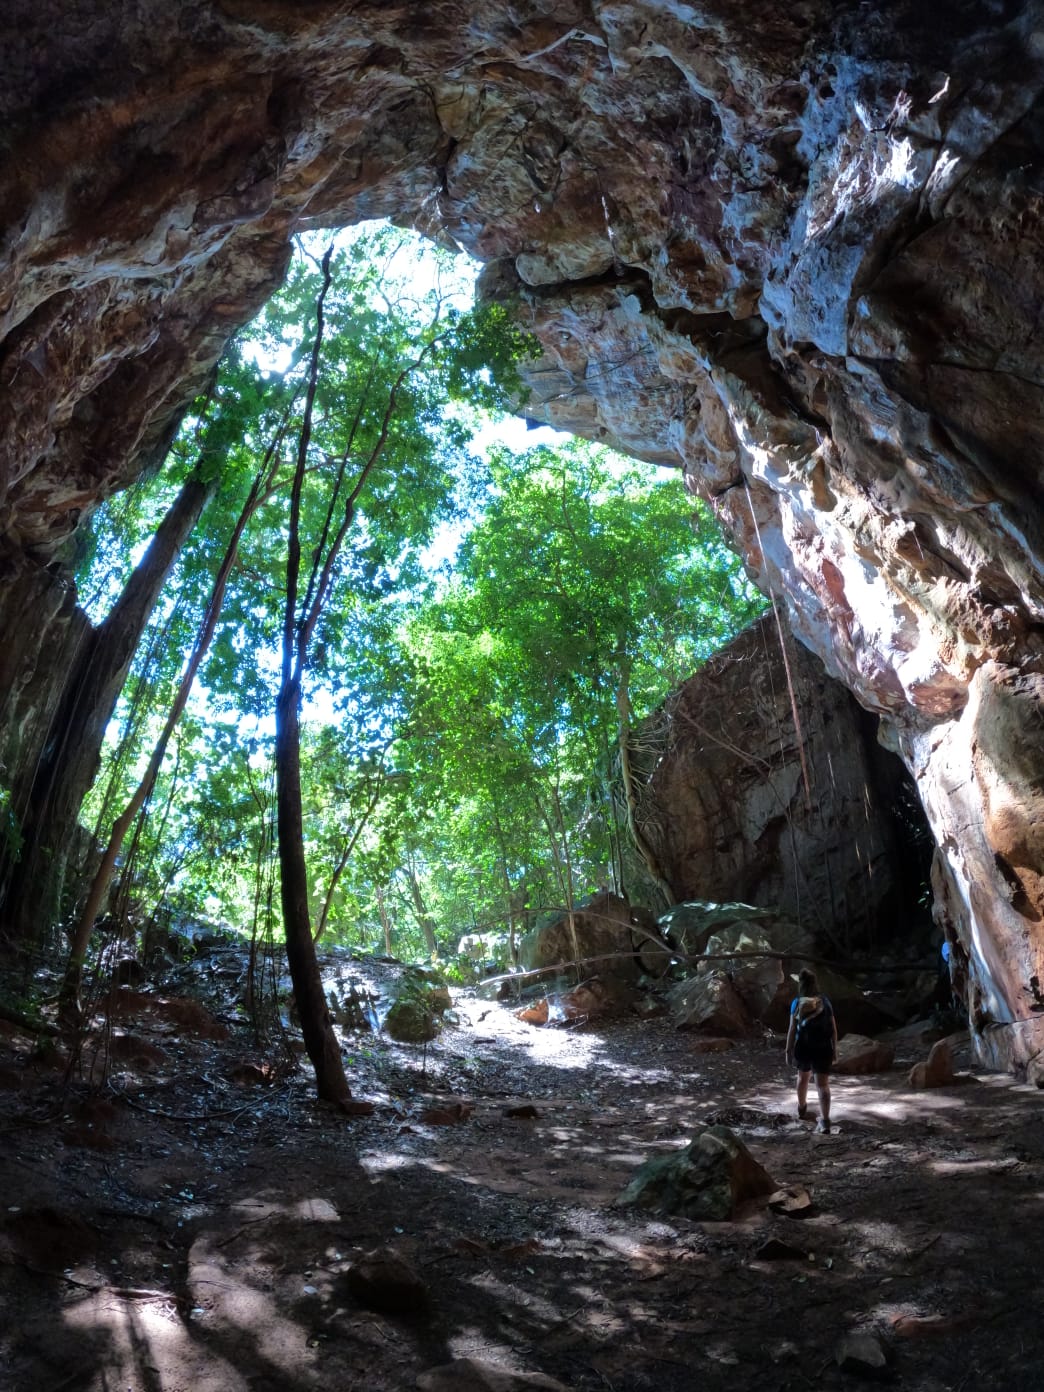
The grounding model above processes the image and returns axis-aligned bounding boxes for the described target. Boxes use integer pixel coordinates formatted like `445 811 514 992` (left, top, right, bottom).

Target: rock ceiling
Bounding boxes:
1 1 1042 1069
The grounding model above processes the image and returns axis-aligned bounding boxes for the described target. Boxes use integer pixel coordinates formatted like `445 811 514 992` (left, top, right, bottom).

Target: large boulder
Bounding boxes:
659 902 801 963
908 1037 956 1088
667 971 753 1036
617 1126 777 1220
629 904 673 978
519 891 640 984
383 967 452 1044
699 917 815 1028
834 1034 896 1075
813 967 906 1038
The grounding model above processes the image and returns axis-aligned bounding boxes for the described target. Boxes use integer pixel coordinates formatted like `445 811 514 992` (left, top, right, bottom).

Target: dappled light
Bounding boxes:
4 984 1044 1388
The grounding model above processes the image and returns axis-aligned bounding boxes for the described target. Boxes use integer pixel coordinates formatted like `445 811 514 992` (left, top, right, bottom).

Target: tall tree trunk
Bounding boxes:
272 245 357 1110
271 244 439 1109
3 472 214 944
60 469 258 1011
275 682 353 1104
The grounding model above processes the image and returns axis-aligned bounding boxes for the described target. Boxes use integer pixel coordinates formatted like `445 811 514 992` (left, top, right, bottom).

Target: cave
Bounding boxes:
1 1 1042 1088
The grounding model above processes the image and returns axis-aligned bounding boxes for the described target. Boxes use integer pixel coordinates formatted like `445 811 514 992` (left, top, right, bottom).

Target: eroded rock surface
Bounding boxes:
632 613 927 947
1 2 1043 1067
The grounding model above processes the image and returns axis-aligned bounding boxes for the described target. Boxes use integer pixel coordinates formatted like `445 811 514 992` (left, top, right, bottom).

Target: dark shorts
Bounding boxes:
794 1047 833 1075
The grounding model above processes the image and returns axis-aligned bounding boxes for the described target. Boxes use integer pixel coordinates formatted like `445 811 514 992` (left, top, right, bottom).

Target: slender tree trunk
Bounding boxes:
3 473 214 944
404 855 439 958
314 767 385 944
275 681 353 1103
60 465 265 1012
376 885 393 956
272 245 357 1110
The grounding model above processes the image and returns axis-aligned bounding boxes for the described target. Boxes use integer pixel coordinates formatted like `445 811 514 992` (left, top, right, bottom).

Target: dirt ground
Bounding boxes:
2 963 1044 1392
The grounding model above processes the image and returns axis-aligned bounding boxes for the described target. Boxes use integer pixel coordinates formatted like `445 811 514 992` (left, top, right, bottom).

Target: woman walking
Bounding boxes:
785 968 838 1132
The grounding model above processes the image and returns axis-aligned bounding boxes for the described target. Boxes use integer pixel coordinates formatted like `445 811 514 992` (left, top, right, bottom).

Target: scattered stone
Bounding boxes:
419 1101 473 1125
908 1037 955 1089
617 1125 777 1220
503 1104 540 1119
668 971 752 1036
755 1237 807 1261
891 1312 966 1338
834 1034 895 1075
767 1185 814 1217
346 1248 430 1316
517 999 549 1025
835 1332 890 1379
704 1106 790 1131
688 1036 735 1053
417 1357 571 1391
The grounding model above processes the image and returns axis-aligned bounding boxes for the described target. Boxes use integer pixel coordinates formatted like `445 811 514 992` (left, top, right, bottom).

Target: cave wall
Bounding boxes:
632 612 928 953
1 2 1042 1070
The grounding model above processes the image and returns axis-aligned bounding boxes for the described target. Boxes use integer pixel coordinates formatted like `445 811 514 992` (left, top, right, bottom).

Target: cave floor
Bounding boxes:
1 974 1043 1392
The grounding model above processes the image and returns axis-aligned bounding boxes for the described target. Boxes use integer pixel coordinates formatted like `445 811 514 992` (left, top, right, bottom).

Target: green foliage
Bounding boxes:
74 224 764 971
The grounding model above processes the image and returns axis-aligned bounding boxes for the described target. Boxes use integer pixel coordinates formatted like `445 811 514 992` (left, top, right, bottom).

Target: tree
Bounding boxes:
60 445 284 1012
398 439 766 933
263 233 527 1106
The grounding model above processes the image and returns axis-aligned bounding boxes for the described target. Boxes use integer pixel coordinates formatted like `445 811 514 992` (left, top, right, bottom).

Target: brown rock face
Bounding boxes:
1 3 1043 1068
631 613 929 947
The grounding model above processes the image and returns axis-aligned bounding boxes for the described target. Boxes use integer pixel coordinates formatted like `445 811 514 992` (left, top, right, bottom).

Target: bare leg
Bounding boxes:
797 1069 811 1117
815 1072 832 1128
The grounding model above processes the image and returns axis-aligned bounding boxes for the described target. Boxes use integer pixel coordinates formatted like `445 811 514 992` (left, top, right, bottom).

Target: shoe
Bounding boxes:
816 1118 831 1134
797 1104 808 1120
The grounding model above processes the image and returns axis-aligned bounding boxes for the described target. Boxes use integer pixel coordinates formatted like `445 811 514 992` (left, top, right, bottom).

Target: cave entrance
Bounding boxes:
3 222 769 976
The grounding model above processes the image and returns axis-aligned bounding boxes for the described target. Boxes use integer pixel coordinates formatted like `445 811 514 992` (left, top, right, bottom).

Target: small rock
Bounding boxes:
113 957 146 985
835 1331 890 1379
516 1000 549 1025
767 1185 814 1217
560 976 622 1021
346 1248 429 1315
419 1101 473 1125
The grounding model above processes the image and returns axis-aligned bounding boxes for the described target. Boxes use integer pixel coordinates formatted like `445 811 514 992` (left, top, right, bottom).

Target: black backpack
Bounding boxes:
795 995 833 1048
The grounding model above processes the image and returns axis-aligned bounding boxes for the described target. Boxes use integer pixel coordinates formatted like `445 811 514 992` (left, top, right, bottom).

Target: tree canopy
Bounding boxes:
73 226 766 985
